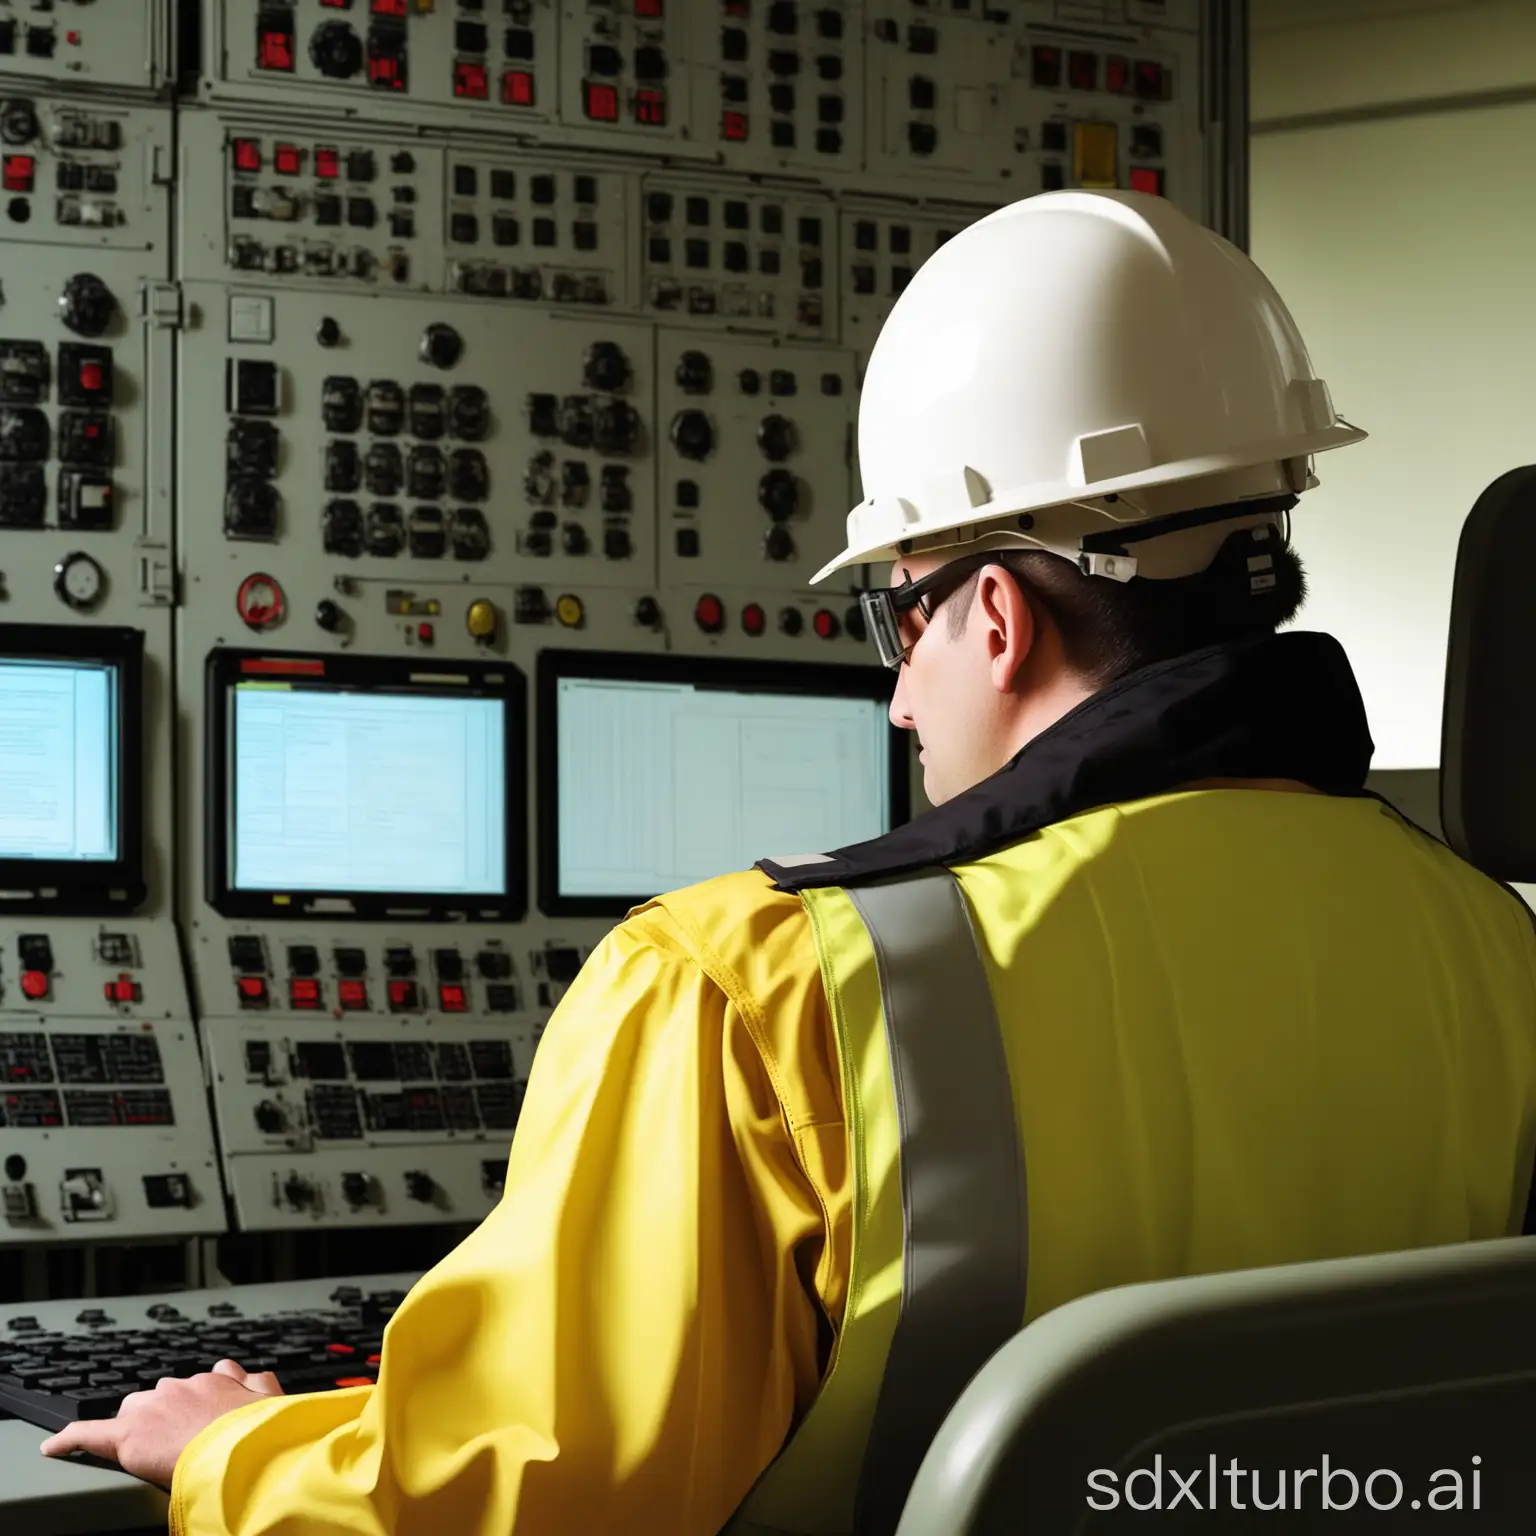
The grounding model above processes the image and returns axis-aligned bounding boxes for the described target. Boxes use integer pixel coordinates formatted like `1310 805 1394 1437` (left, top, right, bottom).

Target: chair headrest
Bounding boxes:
1441 465 1536 881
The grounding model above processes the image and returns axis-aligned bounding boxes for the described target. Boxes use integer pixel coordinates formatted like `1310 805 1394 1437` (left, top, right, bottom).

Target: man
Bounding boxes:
45 191 1536 1536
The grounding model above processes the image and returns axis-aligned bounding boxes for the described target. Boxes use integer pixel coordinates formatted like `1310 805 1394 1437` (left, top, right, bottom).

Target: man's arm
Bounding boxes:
76 900 836 1534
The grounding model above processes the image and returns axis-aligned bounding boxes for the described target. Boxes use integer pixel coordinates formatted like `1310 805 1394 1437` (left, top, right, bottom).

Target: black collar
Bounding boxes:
755 631 1375 892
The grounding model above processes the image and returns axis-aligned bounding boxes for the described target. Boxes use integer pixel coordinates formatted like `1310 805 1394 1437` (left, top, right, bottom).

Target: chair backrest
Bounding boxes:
895 1236 1536 1532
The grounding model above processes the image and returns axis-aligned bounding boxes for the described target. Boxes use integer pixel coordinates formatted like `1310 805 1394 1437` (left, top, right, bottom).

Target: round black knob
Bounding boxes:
342 1172 370 1206
4 1153 27 1181
671 409 714 461
758 468 798 522
405 1171 435 1203
739 368 761 396
59 273 115 338
561 523 589 555
757 414 795 462
310 21 364 79
583 340 630 393
255 1101 283 1134
778 606 804 637
593 399 639 454
421 322 463 370
845 604 868 644
764 525 796 562
315 599 344 633
316 316 341 347
0 100 37 146
283 1174 313 1207
675 349 713 394
634 596 661 628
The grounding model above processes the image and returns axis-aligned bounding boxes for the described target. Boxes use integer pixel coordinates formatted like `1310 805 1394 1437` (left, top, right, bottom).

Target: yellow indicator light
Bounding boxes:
555 594 585 629
466 599 498 639
1074 122 1118 188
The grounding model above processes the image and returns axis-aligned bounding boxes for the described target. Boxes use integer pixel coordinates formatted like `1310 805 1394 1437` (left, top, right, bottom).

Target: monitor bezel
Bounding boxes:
536 648 911 918
206 647 527 921
0 623 146 915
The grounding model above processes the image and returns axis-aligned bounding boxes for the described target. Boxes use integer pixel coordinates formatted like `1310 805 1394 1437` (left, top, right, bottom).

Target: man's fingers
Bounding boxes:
39 1419 123 1461
210 1359 247 1381
242 1370 283 1395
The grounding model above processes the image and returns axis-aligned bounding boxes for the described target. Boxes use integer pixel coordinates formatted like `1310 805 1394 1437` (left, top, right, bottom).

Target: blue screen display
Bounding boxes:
231 684 507 896
0 658 118 862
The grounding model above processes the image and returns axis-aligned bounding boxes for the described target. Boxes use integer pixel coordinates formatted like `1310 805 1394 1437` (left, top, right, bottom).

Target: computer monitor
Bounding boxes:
0 624 145 913
537 650 910 916
206 649 526 920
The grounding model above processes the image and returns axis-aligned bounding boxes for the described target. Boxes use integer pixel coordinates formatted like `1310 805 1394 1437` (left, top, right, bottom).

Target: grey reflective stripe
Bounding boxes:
846 869 1029 1536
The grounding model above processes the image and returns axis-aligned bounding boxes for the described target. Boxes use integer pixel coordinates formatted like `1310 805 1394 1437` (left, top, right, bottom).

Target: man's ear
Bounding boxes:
976 566 1036 693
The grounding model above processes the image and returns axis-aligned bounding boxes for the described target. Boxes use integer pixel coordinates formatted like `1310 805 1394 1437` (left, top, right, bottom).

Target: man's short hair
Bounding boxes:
944 524 1308 686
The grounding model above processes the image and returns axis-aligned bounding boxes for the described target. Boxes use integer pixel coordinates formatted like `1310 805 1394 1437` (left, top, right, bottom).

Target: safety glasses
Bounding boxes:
858 552 1001 669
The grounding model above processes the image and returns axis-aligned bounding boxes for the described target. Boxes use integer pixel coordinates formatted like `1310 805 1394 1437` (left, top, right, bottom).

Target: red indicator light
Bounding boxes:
3 155 34 192
274 143 302 176
367 1353 382 1365
66 30 81 45
502 69 535 106
372 0 407 15
439 984 468 1013
79 360 105 392
320 0 350 7
1129 166 1164 195
417 622 434 644
369 53 405 90
289 978 322 1009
694 594 724 633
813 609 839 640
635 88 666 126
336 1376 374 1388
584 81 619 121
237 976 268 1003
1031 45 1061 88
233 138 261 172
1068 51 1097 90
742 602 766 636
239 658 326 675
454 59 489 99
1134 60 1166 99
20 970 48 1001
338 979 368 1010
722 110 748 141
258 27 295 73
636 0 663 15
388 978 417 1008
106 977 139 1004
1106 56 1130 94
316 148 341 179
326 1342 356 1355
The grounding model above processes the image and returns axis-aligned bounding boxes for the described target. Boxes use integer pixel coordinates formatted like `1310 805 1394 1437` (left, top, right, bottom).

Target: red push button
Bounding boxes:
20 970 48 1001
289 977 322 1009
695 593 725 634
273 143 302 176
439 983 468 1013
388 978 419 1011
79 360 105 394
3 155 35 193
812 609 840 640
104 977 140 1004
338 979 368 1011
232 138 261 172
502 69 535 106
1129 166 1164 196
741 602 766 636
237 975 269 1007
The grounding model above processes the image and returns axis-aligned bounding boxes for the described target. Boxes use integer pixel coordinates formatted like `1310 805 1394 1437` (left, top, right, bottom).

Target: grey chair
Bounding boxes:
896 1235 1536 1532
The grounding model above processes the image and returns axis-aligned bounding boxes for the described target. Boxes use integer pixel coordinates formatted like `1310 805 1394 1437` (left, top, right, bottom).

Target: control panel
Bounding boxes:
0 1 172 96
0 924 219 1239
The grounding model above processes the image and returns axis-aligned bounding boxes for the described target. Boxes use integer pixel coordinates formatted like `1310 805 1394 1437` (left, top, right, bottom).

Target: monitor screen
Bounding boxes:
208 650 526 919
0 625 144 912
538 651 909 915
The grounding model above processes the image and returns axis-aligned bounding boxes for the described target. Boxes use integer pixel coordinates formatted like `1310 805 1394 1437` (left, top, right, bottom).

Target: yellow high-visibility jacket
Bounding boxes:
171 786 1536 1536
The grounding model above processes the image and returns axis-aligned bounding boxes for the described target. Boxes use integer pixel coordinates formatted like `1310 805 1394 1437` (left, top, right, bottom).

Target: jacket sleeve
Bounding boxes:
170 901 839 1536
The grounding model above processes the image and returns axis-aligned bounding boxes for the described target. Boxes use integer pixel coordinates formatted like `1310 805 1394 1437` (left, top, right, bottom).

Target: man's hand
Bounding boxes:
39 1358 283 1488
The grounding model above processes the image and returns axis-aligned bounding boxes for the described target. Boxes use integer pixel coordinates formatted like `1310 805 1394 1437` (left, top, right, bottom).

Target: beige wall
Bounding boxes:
1250 0 1536 766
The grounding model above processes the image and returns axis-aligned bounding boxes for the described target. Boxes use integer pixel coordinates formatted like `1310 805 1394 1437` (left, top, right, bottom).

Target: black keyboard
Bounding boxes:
0 1285 402 1432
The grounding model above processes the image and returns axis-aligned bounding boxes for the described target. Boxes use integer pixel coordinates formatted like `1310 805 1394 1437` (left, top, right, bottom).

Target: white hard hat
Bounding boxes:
813 189 1366 585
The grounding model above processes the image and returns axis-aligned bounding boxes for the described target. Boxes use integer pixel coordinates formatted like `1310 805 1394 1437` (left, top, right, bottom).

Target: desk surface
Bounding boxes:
0 1272 421 1535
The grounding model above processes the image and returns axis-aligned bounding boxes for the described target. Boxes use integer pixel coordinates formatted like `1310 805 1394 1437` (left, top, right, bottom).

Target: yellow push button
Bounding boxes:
555 593 585 629
466 599 498 640
1073 121 1118 188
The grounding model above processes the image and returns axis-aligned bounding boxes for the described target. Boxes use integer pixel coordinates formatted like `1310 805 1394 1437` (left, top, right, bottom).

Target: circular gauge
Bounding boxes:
54 551 105 611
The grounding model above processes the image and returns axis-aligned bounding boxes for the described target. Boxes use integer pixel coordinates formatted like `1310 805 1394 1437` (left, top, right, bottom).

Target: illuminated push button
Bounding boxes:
1129 166 1164 196
466 598 497 641
387 978 419 1012
555 593 584 628
742 602 766 636
417 622 434 644
438 983 468 1013
338 979 368 1011
237 976 269 1007
694 593 725 633
812 609 839 640
1073 122 1118 188
289 977 322 1010
20 970 48 1001
104 977 140 1004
